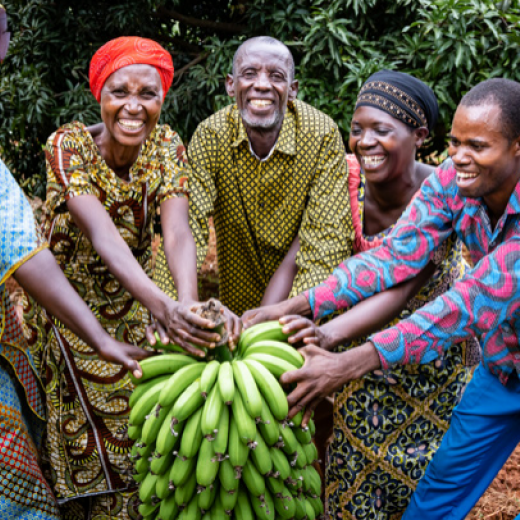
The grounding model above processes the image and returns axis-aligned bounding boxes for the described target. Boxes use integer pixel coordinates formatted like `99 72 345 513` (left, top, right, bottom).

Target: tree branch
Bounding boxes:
156 6 247 34
174 52 209 85
156 34 202 55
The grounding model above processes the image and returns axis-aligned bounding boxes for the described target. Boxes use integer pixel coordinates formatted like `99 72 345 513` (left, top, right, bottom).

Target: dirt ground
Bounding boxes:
7 216 520 518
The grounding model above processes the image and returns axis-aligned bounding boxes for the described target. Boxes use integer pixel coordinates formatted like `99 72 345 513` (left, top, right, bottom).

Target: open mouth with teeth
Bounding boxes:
249 99 273 108
361 155 386 168
118 119 145 131
457 171 478 180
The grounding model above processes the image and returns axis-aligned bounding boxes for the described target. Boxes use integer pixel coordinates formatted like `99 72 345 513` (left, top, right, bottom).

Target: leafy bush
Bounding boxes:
1 0 519 196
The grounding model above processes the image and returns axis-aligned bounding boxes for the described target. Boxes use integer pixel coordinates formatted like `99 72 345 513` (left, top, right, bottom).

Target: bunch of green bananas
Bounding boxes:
128 321 325 520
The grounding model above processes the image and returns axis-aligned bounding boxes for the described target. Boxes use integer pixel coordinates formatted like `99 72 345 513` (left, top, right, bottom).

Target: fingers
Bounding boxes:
288 327 318 345
241 309 260 329
301 404 316 428
128 360 143 380
181 307 219 330
279 367 305 386
176 329 214 351
155 321 169 346
145 323 156 345
285 380 317 409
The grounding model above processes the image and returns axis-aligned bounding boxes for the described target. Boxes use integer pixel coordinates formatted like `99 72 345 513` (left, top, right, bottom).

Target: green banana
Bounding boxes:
201 383 223 438
171 378 204 424
241 458 266 497
219 458 239 492
244 353 298 379
305 497 317 520
179 494 202 520
308 418 316 436
279 422 300 455
219 485 238 513
196 437 220 488
303 440 318 464
273 486 296 520
266 476 284 495
138 502 159 517
213 403 229 457
217 361 235 404
294 495 307 520
130 353 196 384
250 431 273 476
243 340 304 368
142 403 169 446
174 470 197 508
232 360 262 418
139 471 159 503
243 359 289 421
230 388 256 445
292 441 308 469
301 465 312 493
200 360 220 397
291 410 303 427
129 375 169 408
127 423 142 441
209 494 227 520
257 398 281 447
170 453 196 487
158 493 179 520
251 488 275 520
155 407 184 455
289 467 304 492
158 363 206 408
307 495 325 517
155 469 174 500
132 471 147 484
307 464 322 497
294 424 312 445
178 407 203 458
228 415 249 471
129 378 170 426
269 447 291 481
150 449 175 475
198 480 218 511
201 513 212 520
134 452 151 474
238 321 289 354
234 486 255 520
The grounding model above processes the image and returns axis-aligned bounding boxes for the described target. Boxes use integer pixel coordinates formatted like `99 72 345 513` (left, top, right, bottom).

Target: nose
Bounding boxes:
358 130 377 149
125 95 143 113
253 71 271 90
449 144 471 166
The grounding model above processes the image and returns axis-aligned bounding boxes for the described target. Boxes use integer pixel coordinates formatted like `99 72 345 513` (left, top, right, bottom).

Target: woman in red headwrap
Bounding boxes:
24 37 224 519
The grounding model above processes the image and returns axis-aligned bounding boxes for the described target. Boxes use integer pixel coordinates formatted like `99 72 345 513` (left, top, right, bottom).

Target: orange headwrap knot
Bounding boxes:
89 36 174 102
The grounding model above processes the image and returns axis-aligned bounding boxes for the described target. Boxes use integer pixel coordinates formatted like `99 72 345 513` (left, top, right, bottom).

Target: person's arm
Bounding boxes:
282 261 437 349
66 195 219 355
289 124 353 296
15 248 149 377
261 236 300 306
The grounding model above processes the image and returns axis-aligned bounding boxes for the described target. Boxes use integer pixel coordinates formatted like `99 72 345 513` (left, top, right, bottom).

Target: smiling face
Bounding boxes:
349 106 428 183
449 103 520 217
100 64 163 149
226 41 298 133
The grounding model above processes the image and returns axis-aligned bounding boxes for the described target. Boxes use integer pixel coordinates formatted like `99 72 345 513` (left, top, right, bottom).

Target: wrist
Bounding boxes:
319 323 342 351
287 294 311 317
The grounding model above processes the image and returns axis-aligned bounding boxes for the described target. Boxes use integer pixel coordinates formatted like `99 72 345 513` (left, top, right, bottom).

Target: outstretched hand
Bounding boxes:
242 302 289 329
280 342 382 426
279 315 323 348
96 338 152 380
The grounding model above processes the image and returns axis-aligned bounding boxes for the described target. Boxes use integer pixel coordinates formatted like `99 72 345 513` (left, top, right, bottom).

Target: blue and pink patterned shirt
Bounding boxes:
306 159 520 385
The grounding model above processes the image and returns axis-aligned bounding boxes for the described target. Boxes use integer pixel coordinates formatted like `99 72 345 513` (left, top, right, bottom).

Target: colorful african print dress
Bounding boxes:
25 122 188 517
0 159 60 519
325 156 480 519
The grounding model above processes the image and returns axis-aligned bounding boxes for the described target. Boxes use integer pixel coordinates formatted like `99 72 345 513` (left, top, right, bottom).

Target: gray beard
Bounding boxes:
239 108 283 130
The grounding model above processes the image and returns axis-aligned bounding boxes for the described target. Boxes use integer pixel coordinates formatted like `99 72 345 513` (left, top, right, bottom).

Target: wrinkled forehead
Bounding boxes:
103 63 162 88
236 42 292 73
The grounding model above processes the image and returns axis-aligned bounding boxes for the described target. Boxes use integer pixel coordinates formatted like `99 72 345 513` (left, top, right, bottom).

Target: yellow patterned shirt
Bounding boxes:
155 100 353 315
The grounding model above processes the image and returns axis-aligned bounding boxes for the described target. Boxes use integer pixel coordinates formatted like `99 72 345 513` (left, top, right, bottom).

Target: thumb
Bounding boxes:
128 360 142 380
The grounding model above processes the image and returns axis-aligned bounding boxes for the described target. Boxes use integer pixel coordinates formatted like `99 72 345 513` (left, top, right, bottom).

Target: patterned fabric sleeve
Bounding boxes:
156 127 190 204
289 126 353 296
370 237 520 377
45 123 96 220
0 160 48 284
305 165 455 319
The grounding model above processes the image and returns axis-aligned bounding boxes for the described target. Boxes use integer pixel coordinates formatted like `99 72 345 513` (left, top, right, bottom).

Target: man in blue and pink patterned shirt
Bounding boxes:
247 78 520 518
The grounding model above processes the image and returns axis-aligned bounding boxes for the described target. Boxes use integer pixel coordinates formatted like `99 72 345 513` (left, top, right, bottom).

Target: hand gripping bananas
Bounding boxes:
128 320 324 519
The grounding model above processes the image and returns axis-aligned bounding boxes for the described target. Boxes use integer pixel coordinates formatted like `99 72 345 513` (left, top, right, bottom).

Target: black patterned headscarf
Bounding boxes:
355 70 439 132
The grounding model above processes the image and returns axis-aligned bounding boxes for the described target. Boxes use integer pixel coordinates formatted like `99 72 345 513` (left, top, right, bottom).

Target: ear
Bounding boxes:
225 74 235 98
414 127 429 148
288 79 299 102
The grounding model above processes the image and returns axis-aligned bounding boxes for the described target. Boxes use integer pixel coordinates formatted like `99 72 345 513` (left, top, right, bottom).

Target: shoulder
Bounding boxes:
197 104 238 134
291 99 339 137
151 124 184 146
46 121 91 152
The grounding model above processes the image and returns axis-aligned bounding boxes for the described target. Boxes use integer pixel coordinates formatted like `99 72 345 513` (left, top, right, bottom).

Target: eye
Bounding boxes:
141 90 158 99
112 89 127 97
350 127 361 136
271 72 284 81
375 129 390 136
449 137 459 147
242 71 256 79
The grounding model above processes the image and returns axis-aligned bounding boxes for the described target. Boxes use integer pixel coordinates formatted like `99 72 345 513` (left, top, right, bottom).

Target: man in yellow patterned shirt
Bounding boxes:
155 36 352 317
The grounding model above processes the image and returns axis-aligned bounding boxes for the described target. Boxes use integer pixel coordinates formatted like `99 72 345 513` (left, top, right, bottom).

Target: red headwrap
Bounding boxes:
89 36 174 102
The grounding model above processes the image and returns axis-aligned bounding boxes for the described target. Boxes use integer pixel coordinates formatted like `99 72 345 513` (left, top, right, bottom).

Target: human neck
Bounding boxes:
365 160 422 212
246 125 281 160
95 129 141 180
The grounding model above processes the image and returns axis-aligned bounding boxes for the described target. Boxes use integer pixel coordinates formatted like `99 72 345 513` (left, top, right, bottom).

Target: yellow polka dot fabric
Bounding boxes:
155 100 354 315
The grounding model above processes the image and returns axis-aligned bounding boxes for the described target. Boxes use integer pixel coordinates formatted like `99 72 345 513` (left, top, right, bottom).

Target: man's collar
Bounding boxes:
231 103 297 158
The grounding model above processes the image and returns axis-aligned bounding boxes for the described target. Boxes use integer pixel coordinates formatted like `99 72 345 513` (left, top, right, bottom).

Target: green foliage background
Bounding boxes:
1 0 519 197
